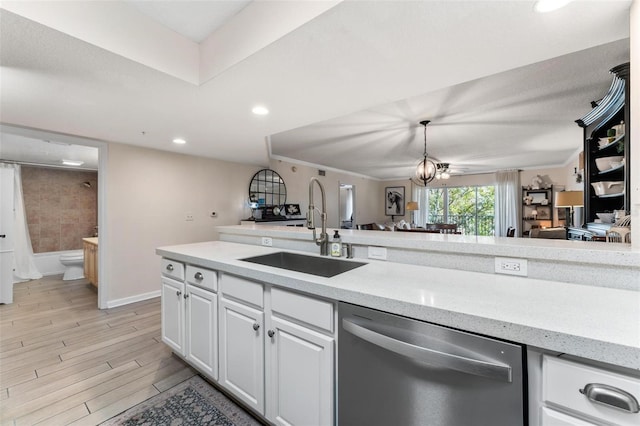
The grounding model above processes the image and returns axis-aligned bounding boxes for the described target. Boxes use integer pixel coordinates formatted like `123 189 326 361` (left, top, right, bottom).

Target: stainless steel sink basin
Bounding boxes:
241 252 367 278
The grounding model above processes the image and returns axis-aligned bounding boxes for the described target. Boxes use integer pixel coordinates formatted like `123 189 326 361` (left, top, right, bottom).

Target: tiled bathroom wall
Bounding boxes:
22 166 98 253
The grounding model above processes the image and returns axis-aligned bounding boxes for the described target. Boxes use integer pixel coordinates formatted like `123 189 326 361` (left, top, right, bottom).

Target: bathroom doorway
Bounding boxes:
0 125 108 309
339 183 355 229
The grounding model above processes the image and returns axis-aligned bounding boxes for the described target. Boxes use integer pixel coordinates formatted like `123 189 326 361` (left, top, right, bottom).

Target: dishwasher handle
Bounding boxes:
342 318 513 383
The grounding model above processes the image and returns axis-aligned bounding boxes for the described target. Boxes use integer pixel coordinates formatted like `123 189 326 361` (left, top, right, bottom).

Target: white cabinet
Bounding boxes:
186 284 218 379
161 276 184 354
267 316 334 426
219 296 265 414
161 262 336 426
541 355 640 426
161 260 218 380
219 273 336 425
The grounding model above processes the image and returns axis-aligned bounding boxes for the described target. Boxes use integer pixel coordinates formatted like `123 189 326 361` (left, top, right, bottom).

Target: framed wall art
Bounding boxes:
385 186 405 217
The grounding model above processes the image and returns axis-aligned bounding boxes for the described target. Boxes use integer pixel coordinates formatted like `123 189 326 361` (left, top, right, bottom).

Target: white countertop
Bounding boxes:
219 225 640 268
157 241 640 370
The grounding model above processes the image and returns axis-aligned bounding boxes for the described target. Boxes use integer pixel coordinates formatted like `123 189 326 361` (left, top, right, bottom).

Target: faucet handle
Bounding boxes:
343 243 354 259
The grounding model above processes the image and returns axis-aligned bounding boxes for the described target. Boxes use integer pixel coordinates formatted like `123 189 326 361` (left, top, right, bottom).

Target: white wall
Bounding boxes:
105 142 261 304
520 162 583 192
269 159 382 228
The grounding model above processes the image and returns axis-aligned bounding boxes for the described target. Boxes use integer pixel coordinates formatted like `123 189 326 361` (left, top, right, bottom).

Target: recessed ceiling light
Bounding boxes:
534 0 572 13
61 159 84 166
172 138 187 145
252 106 269 115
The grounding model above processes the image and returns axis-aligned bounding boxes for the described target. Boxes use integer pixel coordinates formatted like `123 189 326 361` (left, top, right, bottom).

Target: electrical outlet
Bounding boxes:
261 237 273 247
185 213 194 221
495 257 528 277
368 246 387 260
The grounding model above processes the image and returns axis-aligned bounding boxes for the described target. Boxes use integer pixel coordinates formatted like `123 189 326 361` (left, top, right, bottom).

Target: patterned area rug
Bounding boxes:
101 376 263 426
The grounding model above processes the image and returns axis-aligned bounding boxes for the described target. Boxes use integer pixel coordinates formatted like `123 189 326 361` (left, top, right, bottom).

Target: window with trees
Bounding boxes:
415 186 495 236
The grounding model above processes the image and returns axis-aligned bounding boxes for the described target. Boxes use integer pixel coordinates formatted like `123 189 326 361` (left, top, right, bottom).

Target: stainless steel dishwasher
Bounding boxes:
338 302 526 426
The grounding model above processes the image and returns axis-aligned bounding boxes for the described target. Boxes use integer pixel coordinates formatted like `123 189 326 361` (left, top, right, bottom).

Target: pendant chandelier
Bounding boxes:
411 120 438 187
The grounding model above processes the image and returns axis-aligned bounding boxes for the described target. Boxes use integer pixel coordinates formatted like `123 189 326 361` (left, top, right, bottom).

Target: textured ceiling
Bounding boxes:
270 39 630 178
0 1 632 178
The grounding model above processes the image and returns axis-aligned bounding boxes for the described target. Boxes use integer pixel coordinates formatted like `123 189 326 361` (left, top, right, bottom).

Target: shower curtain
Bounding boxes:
494 169 520 237
0 163 42 281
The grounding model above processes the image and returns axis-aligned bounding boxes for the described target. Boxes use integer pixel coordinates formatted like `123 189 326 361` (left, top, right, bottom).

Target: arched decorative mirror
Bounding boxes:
249 169 287 207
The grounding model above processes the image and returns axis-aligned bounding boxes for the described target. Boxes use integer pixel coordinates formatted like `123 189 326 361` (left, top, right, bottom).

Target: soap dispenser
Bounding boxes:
330 230 342 257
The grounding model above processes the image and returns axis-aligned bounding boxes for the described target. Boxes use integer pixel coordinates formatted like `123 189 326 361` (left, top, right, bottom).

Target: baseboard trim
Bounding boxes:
106 290 160 309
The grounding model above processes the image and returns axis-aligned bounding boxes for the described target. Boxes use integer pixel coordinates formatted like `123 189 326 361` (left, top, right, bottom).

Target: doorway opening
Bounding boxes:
339 183 355 229
0 124 108 308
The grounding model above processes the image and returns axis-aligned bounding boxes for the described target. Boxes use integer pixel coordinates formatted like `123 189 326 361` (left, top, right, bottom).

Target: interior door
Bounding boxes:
0 167 15 303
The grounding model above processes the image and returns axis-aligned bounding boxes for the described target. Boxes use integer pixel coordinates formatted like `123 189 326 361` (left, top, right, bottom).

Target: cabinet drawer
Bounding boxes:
186 265 217 292
271 287 334 333
220 274 263 308
161 258 184 281
543 355 640 426
541 407 596 425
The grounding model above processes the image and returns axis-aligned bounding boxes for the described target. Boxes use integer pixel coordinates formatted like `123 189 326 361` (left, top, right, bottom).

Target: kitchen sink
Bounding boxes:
241 252 367 278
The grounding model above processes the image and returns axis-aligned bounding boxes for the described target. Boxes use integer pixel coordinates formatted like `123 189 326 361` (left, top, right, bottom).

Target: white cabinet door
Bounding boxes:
186 284 218 380
267 316 334 426
161 276 184 355
219 296 265 415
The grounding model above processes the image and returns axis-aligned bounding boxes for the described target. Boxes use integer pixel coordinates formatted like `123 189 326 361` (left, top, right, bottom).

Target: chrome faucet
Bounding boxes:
307 177 329 256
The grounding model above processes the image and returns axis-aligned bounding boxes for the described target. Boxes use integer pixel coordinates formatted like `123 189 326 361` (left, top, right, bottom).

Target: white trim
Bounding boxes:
97 143 108 309
269 154 381 181
106 290 160 309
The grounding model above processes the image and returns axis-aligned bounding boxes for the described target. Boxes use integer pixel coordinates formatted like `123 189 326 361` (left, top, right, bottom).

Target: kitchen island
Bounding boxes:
157 230 639 425
157 240 638 370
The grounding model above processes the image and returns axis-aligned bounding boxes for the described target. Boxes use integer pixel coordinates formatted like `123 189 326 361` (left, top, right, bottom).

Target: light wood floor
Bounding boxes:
0 275 196 426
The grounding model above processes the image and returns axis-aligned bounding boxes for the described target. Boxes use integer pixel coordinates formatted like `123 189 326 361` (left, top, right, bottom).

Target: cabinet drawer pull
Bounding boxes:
194 272 204 280
176 290 182 297
268 330 275 338
166 264 174 272
184 293 189 299
253 323 260 331
580 383 640 413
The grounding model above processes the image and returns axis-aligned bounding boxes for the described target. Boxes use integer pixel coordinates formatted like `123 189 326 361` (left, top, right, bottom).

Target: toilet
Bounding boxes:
60 250 85 280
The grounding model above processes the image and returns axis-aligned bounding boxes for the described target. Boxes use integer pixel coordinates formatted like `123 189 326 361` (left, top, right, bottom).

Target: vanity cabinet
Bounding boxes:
576 62 630 224
82 237 98 288
161 259 218 380
218 273 335 425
